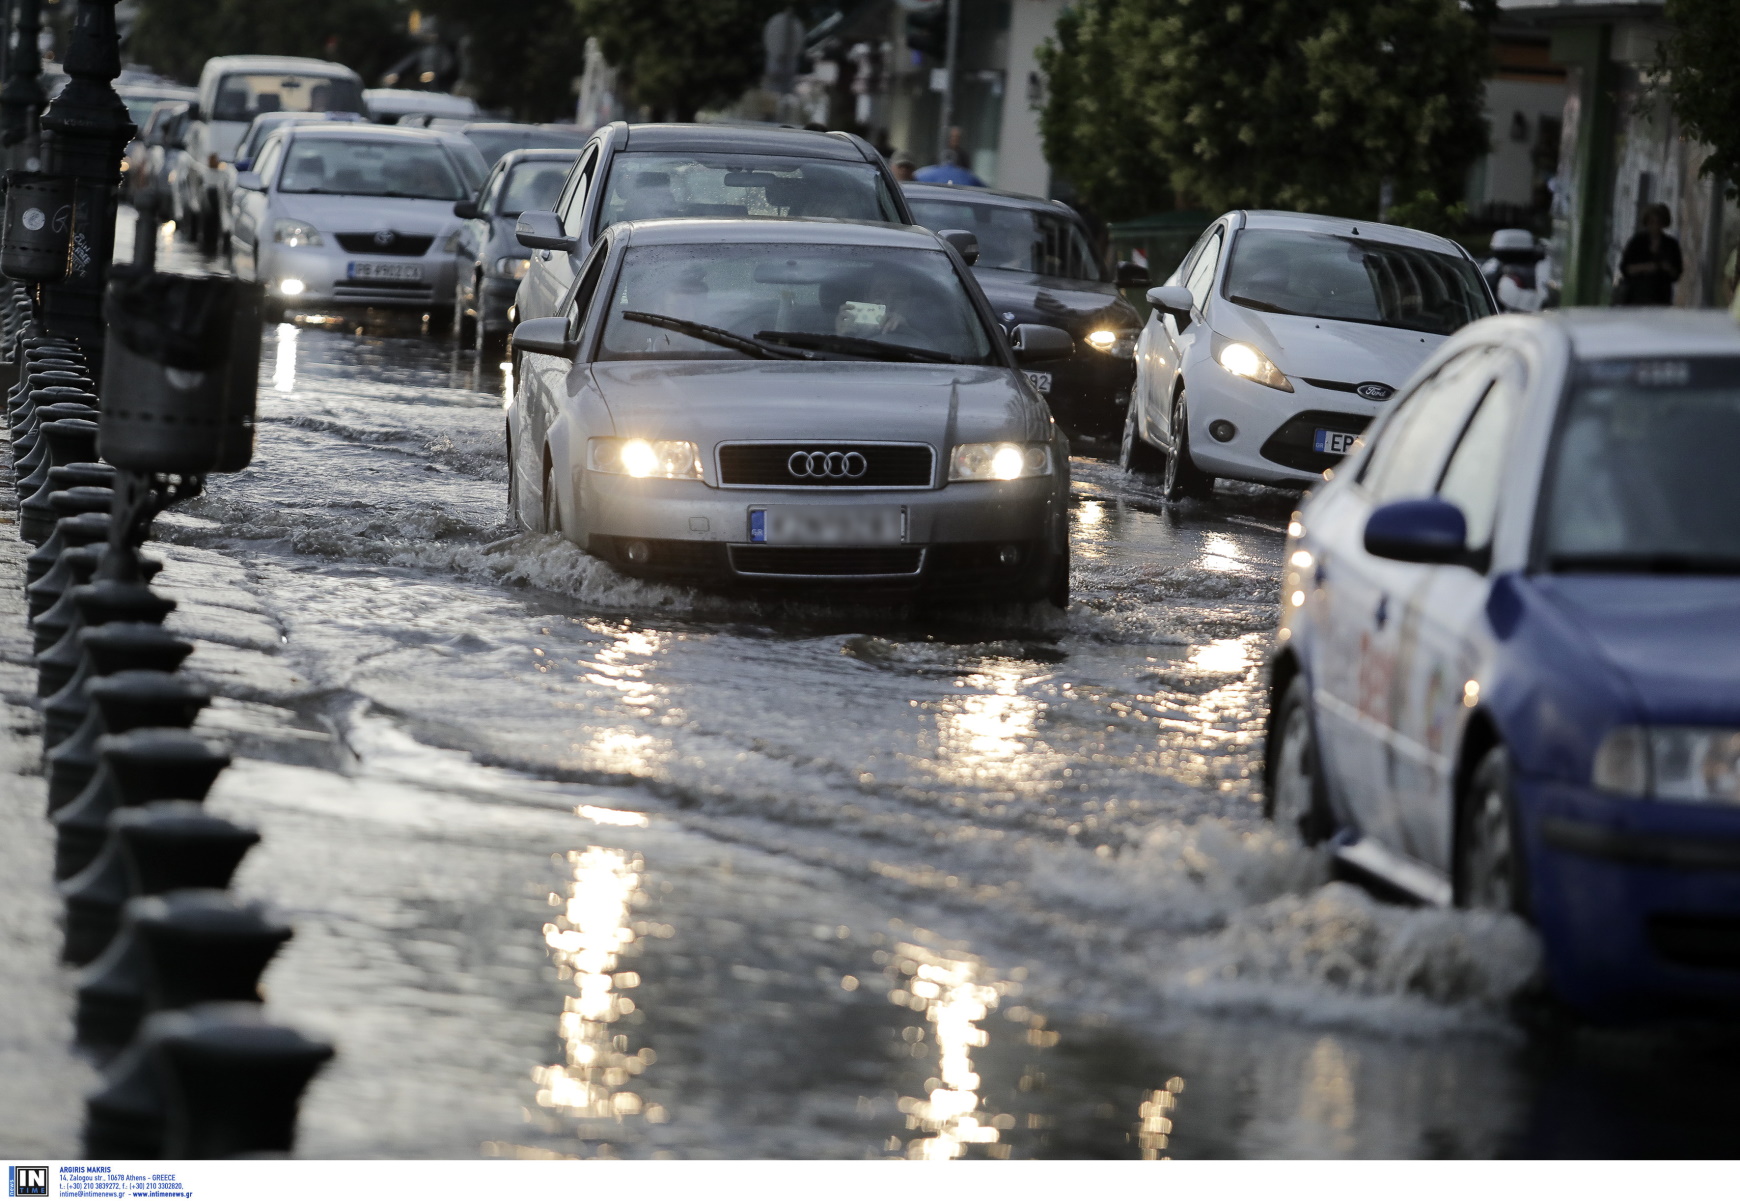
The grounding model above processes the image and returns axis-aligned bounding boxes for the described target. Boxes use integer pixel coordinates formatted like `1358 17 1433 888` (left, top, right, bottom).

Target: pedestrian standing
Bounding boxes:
890 151 917 183
1616 202 1683 306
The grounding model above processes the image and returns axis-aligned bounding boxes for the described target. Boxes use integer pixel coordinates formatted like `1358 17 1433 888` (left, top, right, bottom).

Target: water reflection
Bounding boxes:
888 943 1013 1160
1136 1076 1185 1159
534 844 666 1128
1197 532 1245 573
272 322 298 393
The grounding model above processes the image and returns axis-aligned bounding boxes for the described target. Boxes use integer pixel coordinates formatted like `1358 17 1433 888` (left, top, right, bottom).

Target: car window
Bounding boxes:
277 138 464 200
1359 348 1496 502
253 136 286 185
566 242 612 344
596 154 897 236
596 242 997 365
1436 353 1526 548
1541 355 1740 572
212 73 364 122
907 198 1103 282
465 127 592 167
560 149 598 238
1184 228 1223 309
502 158 577 217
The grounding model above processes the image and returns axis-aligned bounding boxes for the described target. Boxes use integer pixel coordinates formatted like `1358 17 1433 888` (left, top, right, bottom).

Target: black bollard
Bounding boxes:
37 579 176 698
6 362 85 419
44 670 210 808
9 375 93 432
17 415 100 499
74 892 291 1050
28 544 101 639
39 621 191 751
83 1020 170 1157
52 729 228 879
154 1004 332 1159
25 505 113 585
19 480 112 545
59 803 258 966
13 401 98 477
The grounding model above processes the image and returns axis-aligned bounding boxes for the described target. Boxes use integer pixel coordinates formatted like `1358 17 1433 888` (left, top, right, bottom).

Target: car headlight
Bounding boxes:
272 218 322 247
948 441 1052 481
1084 328 1137 358
587 437 703 480
494 256 530 280
1592 725 1740 803
1212 334 1292 392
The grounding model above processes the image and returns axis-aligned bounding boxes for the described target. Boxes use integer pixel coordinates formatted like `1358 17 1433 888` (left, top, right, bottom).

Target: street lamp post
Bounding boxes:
37 0 131 365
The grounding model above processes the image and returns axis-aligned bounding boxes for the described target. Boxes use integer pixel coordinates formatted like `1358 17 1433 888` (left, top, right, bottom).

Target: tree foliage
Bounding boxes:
1661 0 1740 197
568 0 798 122
1039 0 1494 222
127 0 411 88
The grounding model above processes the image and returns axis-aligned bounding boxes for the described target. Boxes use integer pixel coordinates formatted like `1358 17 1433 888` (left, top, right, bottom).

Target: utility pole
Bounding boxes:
935 0 958 166
37 0 131 365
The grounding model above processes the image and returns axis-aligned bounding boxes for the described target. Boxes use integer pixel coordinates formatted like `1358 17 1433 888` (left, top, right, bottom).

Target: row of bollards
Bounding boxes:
1 233 333 1156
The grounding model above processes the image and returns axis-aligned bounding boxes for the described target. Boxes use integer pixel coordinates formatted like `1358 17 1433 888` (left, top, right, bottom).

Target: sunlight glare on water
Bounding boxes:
272 322 298 393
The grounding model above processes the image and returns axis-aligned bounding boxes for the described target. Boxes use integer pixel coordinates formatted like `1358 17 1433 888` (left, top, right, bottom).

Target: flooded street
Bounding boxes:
58 312 1729 1160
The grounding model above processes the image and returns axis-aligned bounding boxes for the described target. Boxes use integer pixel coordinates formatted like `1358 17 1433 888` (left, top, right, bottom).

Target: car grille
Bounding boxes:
1258 409 1372 474
717 442 934 488
334 232 435 256
332 282 436 304
1299 378 1396 401
729 545 924 577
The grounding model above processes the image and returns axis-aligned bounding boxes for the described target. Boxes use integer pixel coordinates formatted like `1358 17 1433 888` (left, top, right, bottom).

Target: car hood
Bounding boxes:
1534 575 1740 724
272 192 460 237
972 270 1140 335
588 361 1050 448
1211 306 1445 391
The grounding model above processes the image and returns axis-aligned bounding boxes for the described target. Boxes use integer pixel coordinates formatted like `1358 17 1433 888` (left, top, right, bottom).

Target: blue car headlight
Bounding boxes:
1593 725 1740 803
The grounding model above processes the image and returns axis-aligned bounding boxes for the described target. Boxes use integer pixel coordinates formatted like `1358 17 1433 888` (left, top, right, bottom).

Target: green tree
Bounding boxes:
1039 0 1493 221
127 0 411 87
569 0 799 122
420 0 591 121
1661 0 1740 197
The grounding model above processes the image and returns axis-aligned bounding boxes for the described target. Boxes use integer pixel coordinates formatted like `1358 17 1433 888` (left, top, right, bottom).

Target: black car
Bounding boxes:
459 121 593 167
904 183 1146 434
453 147 583 354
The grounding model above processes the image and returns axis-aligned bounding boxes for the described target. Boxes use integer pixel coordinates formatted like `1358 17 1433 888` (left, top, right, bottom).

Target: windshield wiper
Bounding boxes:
1547 552 1740 575
621 311 806 360
753 330 958 364
1228 295 1306 317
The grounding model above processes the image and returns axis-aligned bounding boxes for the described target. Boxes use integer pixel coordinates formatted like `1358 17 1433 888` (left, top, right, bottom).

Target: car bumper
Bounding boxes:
260 244 458 311
1181 368 1387 487
1521 777 1740 1016
1035 351 1135 430
574 472 1063 599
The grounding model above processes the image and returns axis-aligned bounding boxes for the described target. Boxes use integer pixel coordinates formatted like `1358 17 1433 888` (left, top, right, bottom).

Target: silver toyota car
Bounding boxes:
510 218 1076 606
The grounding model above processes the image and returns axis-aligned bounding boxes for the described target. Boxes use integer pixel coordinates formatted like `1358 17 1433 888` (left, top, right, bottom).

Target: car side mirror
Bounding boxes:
1010 323 1073 364
453 198 480 220
1116 260 1151 288
1146 284 1195 328
234 171 263 192
515 209 577 253
234 156 253 172
1364 498 1479 566
937 228 979 266
513 316 575 358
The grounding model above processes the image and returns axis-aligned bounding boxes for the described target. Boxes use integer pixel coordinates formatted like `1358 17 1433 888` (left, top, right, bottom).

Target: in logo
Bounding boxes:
1354 382 1394 401
787 450 867 480
373 230 396 247
9 1166 48 1197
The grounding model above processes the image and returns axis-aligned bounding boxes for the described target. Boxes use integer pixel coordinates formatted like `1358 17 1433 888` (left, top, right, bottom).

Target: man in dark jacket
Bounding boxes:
1617 202 1683 305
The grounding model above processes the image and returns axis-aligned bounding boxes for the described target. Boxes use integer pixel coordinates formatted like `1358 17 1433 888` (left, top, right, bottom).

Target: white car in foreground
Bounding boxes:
1122 210 1495 500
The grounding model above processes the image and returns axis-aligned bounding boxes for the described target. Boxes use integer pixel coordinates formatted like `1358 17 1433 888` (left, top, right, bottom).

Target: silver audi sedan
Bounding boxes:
509 217 1076 605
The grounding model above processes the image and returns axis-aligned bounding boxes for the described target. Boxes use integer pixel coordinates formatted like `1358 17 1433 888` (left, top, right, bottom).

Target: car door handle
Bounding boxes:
1374 594 1389 630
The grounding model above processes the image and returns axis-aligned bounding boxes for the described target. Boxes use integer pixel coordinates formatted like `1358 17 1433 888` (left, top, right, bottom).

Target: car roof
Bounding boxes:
617 122 868 163
201 56 358 79
285 123 453 143
118 83 196 99
1549 308 1740 360
494 147 583 168
901 181 1074 213
618 216 935 250
1235 209 1471 257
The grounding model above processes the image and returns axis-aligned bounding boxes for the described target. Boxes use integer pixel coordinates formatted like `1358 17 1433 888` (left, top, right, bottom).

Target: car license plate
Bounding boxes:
1314 428 1359 455
1025 370 1053 394
749 506 905 545
347 261 423 282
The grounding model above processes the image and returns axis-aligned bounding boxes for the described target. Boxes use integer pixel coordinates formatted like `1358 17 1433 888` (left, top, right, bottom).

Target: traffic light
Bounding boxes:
902 0 946 64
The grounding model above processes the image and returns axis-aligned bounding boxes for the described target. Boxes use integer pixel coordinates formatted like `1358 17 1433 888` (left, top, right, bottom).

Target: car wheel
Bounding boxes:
1046 537 1070 610
426 303 454 336
542 457 562 537
1160 390 1215 502
261 298 286 325
453 276 474 344
1119 394 1167 475
506 429 523 528
198 190 221 256
1265 675 1333 844
1455 745 1531 915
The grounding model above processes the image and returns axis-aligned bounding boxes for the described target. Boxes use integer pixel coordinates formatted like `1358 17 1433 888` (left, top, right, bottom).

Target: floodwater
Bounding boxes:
93 294 1738 1159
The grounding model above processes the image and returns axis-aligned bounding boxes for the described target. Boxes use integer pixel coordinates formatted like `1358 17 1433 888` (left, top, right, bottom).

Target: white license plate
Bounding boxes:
1025 370 1053 394
749 505 905 545
1314 428 1359 455
347 261 423 282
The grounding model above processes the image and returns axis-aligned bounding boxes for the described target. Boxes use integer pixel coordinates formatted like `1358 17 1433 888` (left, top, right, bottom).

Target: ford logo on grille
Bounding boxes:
788 450 868 479
1355 382 1394 401
373 230 397 247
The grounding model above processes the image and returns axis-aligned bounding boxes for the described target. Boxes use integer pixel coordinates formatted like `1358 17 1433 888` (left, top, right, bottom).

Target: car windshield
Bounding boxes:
1224 229 1493 335
597 243 997 365
466 127 590 167
597 154 899 234
908 197 1103 282
499 157 577 216
1542 355 1740 573
123 96 174 128
211 73 364 123
277 138 464 200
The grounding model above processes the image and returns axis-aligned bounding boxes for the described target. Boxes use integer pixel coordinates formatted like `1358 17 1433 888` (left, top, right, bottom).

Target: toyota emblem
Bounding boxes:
373 230 396 247
1355 382 1394 401
787 450 868 479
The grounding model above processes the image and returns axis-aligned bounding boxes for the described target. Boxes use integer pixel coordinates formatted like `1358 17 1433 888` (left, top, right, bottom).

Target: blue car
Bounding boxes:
1265 308 1740 1016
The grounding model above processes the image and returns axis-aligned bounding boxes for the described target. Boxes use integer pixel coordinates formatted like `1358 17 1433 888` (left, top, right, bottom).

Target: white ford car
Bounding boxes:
1121 210 1496 500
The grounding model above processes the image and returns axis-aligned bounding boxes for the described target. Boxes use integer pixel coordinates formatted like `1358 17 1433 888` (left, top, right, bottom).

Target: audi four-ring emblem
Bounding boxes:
788 450 868 479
